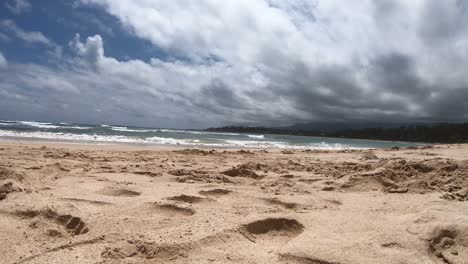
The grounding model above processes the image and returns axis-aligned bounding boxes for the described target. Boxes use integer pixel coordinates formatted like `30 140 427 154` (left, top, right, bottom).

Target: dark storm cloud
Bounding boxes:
200 80 247 111
419 0 468 44
368 53 430 99
426 88 468 121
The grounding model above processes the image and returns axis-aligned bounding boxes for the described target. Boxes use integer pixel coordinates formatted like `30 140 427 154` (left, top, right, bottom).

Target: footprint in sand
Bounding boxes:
165 194 214 204
149 202 195 216
60 197 113 205
428 225 468 264
263 198 298 209
240 218 304 243
278 253 342 264
101 217 305 263
14 208 89 235
97 187 141 197
198 188 231 196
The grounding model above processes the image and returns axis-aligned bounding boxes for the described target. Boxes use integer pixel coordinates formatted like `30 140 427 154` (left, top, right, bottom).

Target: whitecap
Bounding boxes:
19 121 60 129
247 134 265 139
111 126 155 133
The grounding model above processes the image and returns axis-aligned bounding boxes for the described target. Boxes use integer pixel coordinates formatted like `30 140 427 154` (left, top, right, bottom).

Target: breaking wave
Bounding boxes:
0 130 360 150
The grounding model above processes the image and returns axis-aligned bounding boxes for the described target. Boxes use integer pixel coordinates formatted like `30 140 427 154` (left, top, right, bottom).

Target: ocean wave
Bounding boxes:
224 139 359 150
0 130 188 145
158 129 197 134
224 139 310 149
19 121 61 129
1 120 92 130
64 126 92 130
307 142 357 150
110 126 156 133
159 129 241 136
205 132 241 136
0 120 19 124
0 130 365 150
247 134 264 139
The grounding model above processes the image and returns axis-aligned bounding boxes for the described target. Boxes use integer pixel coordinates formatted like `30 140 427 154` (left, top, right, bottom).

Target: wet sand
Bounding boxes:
0 141 467 264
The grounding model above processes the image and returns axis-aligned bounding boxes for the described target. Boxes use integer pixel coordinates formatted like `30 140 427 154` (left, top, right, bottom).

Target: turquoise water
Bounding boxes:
0 120 419 149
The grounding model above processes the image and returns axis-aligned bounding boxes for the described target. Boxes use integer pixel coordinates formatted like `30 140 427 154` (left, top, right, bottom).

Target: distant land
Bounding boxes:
206 123 468 143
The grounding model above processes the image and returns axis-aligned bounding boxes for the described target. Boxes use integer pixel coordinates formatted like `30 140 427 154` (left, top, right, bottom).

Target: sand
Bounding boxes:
0 141 467 264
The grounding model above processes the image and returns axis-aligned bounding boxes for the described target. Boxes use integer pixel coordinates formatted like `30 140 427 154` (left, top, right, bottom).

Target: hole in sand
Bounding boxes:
221 166 263 179
199 189 231 196
98 187 141 197
151 203 195 216
279 253 341 264
61 197 113 205
166 195 213 204
263 198 298 209
243 218 304 237
13 208 89 235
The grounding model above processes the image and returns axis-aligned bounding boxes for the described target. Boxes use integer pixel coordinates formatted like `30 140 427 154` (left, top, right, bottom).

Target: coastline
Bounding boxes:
0 120 421 150
0 140 467 263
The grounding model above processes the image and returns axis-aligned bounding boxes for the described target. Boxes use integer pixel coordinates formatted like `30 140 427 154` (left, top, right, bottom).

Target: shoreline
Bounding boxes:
0 120 422 150
0 136 451 153
0 136 374 151
0 134 419 151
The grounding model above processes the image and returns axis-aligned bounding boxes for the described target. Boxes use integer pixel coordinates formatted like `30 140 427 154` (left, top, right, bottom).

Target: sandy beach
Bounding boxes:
0 141 467 264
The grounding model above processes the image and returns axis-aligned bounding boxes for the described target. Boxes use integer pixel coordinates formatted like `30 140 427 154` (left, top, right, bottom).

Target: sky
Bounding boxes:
1 0 468 129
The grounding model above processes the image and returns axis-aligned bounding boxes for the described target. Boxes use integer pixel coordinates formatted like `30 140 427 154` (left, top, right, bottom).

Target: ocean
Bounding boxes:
0 120 419 149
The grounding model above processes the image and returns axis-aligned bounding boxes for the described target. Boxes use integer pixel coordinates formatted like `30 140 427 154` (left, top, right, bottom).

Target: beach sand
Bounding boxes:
0 141 467 264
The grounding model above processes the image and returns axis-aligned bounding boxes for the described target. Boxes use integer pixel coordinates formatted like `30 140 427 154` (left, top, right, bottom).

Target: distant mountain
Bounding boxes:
282 121 428 133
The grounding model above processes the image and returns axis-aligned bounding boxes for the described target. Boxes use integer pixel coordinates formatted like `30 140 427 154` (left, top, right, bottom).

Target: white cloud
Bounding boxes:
0 20 53 47
73 1 468 122
0 32 11 42
2 1 468 127
5 0 31 14
0 20 63 59
0 52 7 69
69 34 104 68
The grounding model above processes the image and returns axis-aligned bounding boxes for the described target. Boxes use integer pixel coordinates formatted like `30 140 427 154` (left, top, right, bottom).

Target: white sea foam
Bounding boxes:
0 130 188 145
110 126 156 133
224 139 358 150
0 120 17 124
204 132 241 136
191 131 241 136
64 126 92 130
158 129 240 136
0 129 365 150
247 134 265 139
3 120 91 130
159 129 201 134
19 121 61 129
223 139 316 149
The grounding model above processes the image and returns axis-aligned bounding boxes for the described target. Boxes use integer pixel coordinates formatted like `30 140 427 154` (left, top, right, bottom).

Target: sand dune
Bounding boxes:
0 142 467 263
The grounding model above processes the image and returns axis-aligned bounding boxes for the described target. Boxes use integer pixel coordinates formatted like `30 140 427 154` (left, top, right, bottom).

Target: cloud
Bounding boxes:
1 20 53 47
2 1 468 127
0 32 11 42
0 52 7 69
79 0 468 124
5 0 31 15
69 34 104 68
0 20 63 59
0 34 236 127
